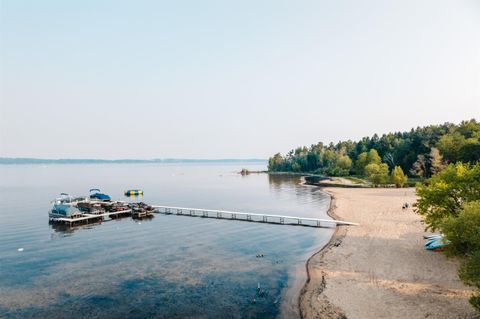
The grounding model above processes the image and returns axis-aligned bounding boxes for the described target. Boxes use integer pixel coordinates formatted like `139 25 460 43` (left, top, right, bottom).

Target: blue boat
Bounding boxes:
50 193 83 218
424 235 450 250
89 188 111 201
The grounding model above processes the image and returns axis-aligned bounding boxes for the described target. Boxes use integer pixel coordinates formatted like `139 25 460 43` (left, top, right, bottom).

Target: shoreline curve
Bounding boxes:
297 186 477 319
298 189 347 319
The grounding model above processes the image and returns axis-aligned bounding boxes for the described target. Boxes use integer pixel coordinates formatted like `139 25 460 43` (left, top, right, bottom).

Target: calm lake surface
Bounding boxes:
0 163 333 319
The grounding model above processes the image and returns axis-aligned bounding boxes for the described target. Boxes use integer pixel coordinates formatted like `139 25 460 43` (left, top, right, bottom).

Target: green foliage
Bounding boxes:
355 152 368 175
437 120 480 164
442 201 480 306
354 149 382 176
364 163 389 185
335 155 352 175
416 162 480 312
291 162 301 172
267 119 479 177
336 155 352 170
391 166 407 187
268 153 284 171
458 119 480 139
459 250 480 288
442 201 480 256
364 163 378 177
461 138 480 163
415 163 480 231
320 155 353 176
437 132 466 163
470 294 480 311
367 149 381 165
460 250 480 311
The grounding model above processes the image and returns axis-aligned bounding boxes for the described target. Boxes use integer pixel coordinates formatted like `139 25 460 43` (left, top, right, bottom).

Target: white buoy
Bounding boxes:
17 248 24 252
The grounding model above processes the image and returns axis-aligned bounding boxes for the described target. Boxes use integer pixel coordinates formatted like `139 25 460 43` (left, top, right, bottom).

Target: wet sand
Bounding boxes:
300 187 478 319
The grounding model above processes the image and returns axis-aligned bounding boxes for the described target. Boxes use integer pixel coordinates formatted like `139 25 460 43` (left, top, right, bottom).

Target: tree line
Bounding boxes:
268 119 480 185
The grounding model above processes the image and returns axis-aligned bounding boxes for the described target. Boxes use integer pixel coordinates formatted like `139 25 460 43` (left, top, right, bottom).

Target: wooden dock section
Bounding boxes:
153 205 358 228
49 209 132 225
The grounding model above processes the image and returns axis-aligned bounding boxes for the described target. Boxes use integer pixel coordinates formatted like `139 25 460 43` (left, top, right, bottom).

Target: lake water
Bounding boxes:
0 163 333 319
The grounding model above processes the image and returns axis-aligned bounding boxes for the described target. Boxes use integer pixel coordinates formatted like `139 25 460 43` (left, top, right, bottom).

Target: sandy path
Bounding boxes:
300 187 478 319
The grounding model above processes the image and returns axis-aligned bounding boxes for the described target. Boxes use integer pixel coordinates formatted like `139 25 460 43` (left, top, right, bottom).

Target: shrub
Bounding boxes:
364 163 389 185
442 201 480 256
391 166 407 187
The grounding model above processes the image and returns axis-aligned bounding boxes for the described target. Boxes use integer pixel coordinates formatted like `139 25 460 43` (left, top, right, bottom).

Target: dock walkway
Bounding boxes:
49 209 132 224
153 205 358 228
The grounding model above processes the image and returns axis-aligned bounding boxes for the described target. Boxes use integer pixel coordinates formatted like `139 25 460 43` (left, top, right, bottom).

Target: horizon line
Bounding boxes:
0 157 268 164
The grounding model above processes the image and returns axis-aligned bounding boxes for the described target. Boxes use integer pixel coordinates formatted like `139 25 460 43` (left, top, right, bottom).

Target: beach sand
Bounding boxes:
300 187 478 319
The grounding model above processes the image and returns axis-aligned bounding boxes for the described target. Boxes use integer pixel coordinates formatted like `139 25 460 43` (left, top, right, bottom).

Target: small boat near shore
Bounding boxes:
424 234 450 251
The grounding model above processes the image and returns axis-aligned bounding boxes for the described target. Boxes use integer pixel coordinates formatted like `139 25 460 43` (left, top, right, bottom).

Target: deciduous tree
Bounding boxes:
367 149 382 165
391 166 407 187
415 163 480 231
437 132 466 163
355 152 368 175
365 163 389 185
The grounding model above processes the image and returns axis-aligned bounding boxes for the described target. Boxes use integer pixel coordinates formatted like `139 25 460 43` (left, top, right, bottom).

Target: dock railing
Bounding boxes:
152 205 358 228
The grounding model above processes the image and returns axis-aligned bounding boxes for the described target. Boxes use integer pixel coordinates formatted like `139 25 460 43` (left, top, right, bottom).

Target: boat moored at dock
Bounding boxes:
49 190 150 225
49 191 358 229
130 202 155 218
89 188 111 201
50 193 84 219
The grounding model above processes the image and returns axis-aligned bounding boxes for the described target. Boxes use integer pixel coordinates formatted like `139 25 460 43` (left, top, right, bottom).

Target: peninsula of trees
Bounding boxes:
268 119 480 185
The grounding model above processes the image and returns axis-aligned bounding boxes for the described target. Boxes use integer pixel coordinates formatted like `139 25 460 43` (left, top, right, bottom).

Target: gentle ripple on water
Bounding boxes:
0 164 333 319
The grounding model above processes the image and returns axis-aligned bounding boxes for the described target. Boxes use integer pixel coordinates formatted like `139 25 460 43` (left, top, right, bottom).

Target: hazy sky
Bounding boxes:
1 0 479 159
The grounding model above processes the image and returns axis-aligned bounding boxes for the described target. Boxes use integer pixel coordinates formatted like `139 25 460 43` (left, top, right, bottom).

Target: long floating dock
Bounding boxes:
153 205 358 228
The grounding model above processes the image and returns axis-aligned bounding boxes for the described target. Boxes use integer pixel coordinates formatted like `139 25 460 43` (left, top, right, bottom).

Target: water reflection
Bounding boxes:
0 164 332 319
49 215 156 236
49 221 102 236
268 174 303 190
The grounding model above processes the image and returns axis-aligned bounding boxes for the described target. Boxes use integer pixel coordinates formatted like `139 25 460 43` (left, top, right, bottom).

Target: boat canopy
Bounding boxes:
89 188 111 201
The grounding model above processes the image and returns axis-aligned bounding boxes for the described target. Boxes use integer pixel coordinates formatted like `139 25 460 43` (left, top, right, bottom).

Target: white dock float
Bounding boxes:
50 209 132 224
152 205 358 228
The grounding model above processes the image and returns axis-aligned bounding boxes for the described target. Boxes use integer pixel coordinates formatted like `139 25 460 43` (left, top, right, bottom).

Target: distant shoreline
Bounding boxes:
0 158 267 165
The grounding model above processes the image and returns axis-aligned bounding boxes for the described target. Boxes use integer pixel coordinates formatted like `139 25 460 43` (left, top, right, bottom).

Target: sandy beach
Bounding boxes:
300 187 479 319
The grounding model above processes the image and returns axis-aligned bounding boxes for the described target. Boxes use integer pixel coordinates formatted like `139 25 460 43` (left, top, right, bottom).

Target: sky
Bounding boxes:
0 0 479 159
